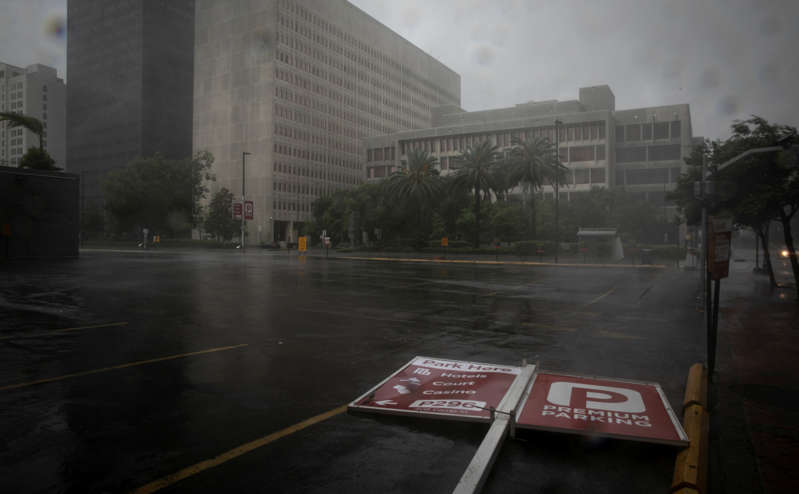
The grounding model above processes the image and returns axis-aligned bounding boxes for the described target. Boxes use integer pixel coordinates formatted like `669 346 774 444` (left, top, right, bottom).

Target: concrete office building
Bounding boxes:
365 85 693 222
194 0 460 244
67 0 195 206
0 62 65 168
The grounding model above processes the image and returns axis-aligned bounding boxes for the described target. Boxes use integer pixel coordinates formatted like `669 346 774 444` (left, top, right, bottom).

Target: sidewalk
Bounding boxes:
711 256 799 493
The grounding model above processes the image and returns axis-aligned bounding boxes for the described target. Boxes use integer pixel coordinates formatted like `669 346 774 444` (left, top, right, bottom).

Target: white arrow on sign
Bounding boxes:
393 384 411 394
399 377 421 385
374 400 398 406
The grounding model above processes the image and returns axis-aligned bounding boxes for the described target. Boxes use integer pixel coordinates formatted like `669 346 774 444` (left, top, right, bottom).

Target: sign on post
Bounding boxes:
298 236 307 252
349 356 521 422
515 372 688 446
708 216 732 280
244 200 254 220
441 237 448 247
232 201 243 220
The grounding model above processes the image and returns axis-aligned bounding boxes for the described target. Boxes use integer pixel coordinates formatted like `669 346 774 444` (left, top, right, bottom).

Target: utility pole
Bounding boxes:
554 119 562 264
241 151 251 251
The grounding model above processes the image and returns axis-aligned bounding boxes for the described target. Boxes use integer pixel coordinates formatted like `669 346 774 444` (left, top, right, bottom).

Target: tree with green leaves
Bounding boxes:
1 112 59 170
103 151 215 237
19 147 57 170
204 188 238 241
451 141 499 248
383 148 443 245
507 136 554 238
0 112 45 151
712 117 798 296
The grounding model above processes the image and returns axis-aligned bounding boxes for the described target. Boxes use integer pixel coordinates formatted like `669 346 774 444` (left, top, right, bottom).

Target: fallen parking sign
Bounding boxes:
515 372 688 446
349 356 522 422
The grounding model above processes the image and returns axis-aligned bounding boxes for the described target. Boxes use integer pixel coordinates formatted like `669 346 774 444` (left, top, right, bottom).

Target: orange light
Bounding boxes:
781 250 790 258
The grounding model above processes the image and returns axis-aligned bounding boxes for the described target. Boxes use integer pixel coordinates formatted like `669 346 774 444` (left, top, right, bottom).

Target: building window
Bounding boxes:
615 125 624 142
590 168 606 184
596 145 606 161
670 121 681 139
440 156 448 169
574 169 589 184
616 146 647 163
653 122 668 139
642 123 652 140
569 146 595 162
626 124 641 141
648 144 681 161
670 167 682 183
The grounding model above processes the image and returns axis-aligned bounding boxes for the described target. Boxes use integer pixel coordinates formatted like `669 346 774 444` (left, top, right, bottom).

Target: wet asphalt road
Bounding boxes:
0 250 704 493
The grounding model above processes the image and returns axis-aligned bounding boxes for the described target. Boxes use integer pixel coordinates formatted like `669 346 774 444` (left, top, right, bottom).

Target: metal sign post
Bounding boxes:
452 364 536 494
706 216 731 377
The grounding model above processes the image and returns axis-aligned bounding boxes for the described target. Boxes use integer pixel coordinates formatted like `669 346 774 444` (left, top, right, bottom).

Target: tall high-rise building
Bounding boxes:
0 62 65 168
194 0 460 244
67 0 195 206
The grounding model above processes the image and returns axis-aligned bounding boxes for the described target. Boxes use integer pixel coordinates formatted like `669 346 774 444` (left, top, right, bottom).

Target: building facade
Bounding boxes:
194 0 460 244
66 0 195 206
365 85 693 221
0 62 66 168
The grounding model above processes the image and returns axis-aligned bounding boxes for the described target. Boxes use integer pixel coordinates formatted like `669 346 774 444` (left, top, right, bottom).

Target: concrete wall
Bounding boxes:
0 167 79 259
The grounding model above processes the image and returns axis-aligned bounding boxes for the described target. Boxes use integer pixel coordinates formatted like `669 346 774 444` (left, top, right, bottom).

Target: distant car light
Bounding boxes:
781 249 790 258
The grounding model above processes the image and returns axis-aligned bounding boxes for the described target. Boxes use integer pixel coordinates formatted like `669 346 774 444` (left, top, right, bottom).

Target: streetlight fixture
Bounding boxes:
241 151 251 251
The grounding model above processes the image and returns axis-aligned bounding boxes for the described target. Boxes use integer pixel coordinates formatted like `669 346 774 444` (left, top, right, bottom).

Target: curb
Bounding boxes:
672 363 709 493
328 255 666 269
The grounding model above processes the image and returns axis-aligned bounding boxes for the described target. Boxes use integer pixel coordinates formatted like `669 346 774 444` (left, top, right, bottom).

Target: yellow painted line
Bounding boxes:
340 256 665 269
131 404 348 494
0 344 248 392
584 287 616 306
0 321 129 341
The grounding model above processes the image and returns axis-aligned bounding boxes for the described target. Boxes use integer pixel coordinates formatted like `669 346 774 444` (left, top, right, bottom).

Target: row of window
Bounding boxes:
273 199 313 213
616 144 682 163
275 55 426 129
273 142 359 171
277 0 457 104
366 147 396 162
276 34 442 119
275 82 395 140
616 121 681 142
615 167 682 185
394 124 608 157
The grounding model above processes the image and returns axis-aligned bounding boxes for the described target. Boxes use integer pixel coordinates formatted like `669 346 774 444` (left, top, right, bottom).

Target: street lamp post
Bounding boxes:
241 151 251 251
554 119 562 263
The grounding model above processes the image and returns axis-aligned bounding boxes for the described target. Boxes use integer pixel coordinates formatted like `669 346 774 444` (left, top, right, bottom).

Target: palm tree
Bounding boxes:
452 141 499 248
0 112 45 151
508 137 554 238
383 148 442 240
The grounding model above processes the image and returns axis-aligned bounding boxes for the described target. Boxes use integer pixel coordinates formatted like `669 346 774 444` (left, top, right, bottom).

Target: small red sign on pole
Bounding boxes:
708 216 732 280
244 200 254 220
232 201 243 220
515 372 688 446
349 356 521 422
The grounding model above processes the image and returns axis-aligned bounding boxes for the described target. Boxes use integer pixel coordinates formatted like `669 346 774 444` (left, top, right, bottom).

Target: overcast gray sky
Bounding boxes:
2 0 797 140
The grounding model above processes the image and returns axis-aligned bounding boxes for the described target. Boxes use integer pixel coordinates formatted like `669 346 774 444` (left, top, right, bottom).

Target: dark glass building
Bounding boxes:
67 0 195 206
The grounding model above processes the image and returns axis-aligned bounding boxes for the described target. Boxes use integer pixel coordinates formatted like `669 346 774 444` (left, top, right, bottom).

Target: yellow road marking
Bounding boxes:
0 344 248 392
340 256 665 269
0 322 129 341
584 287 616 307
132 404 348 494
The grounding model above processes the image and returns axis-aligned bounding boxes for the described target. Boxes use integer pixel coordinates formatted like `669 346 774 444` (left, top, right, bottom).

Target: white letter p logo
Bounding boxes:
547 382 645 413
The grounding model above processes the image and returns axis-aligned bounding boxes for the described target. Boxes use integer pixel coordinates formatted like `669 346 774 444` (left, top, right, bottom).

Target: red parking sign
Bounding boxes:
244 200 254 220
516 372 688 446
232 201 242 220
349 356 521 422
